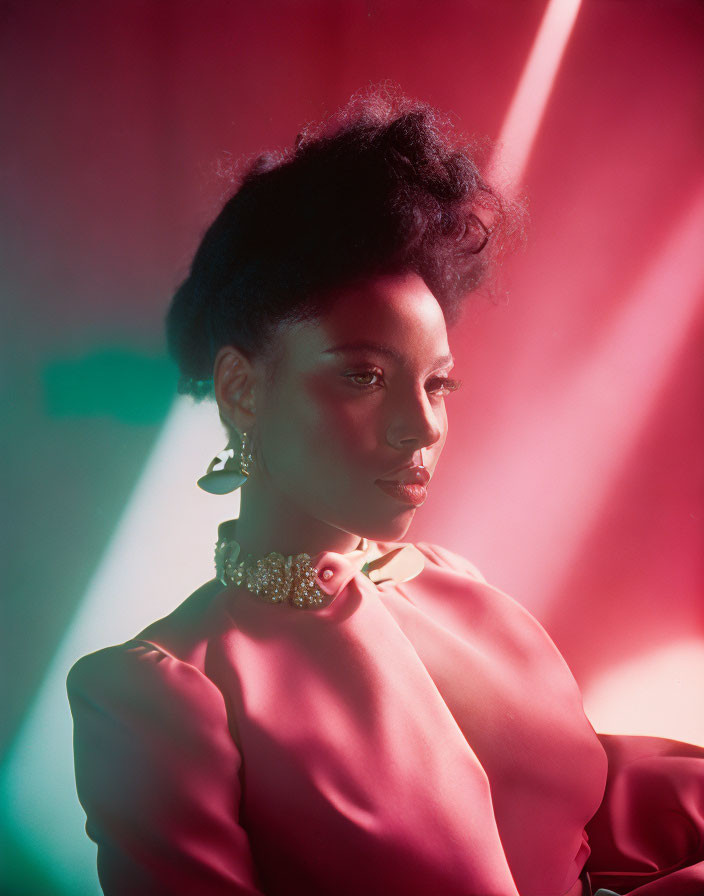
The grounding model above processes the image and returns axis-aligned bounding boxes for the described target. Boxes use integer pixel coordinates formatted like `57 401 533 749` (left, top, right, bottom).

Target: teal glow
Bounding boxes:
42 347 177 424
0 398 233 895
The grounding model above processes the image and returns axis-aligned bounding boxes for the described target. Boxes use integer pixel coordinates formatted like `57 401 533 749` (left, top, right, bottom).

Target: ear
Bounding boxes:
213 345 257 433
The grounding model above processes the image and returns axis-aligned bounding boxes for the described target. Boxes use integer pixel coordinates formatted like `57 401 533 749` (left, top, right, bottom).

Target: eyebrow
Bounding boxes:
322 340 454 368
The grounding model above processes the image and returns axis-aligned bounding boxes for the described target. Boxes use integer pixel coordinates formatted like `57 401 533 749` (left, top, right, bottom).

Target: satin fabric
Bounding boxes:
67 537 704 895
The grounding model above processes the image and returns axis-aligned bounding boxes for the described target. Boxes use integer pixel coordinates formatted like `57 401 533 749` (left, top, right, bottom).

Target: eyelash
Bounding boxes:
345 369 463 396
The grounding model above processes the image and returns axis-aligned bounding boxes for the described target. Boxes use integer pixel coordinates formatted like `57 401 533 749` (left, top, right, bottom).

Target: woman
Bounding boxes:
67 87 704 896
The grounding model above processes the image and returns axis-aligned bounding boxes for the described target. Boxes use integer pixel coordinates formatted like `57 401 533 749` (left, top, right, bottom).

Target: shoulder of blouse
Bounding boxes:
412 541 489 584
66 577 233 718
117 577 231 671
66 638 229 740
66 638 245 768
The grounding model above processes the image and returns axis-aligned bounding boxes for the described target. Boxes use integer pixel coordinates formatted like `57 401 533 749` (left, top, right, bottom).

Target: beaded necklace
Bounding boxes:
215 527 370 609
214 520 425 609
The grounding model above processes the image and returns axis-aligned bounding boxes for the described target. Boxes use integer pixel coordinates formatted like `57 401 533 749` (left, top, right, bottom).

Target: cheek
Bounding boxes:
303 387 378 470
259 380 376 481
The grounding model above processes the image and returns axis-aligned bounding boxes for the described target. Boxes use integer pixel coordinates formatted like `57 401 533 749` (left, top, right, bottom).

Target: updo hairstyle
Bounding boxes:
166 83 524 401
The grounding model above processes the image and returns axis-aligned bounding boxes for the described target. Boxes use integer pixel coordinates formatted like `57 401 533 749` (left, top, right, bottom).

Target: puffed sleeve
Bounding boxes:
67 639 266 895
584 732 704 895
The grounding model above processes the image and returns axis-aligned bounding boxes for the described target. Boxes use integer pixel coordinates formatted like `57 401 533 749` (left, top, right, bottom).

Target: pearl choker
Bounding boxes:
215 523 370 609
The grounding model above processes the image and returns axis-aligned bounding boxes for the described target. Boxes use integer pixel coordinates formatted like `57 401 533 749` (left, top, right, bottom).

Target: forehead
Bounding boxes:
280 271 451 366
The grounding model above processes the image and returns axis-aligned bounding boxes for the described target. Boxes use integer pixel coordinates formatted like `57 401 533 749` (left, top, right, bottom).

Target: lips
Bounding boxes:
377 463 430 486
375 480 428 506
375 460 431 508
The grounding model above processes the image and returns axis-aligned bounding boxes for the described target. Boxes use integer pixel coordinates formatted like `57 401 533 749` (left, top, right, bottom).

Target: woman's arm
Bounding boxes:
584 732 704 895
67 640 266 895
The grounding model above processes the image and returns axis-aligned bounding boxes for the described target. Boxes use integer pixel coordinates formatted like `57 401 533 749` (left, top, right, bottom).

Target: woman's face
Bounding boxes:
250 270 459 542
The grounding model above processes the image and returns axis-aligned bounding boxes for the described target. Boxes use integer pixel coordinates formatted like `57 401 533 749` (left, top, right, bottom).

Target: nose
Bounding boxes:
386 386 444 454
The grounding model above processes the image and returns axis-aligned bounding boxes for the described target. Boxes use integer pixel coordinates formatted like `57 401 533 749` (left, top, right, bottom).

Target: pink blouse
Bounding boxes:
67 535 704 895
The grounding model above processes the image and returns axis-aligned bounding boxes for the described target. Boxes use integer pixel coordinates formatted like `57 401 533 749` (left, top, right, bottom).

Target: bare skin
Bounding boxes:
213 270 460 561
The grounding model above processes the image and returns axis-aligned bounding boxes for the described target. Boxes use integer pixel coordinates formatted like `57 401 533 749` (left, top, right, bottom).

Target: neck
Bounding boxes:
232 469 364 559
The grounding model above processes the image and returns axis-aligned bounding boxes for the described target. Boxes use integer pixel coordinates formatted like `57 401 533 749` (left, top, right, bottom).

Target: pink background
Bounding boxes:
3 0 702 760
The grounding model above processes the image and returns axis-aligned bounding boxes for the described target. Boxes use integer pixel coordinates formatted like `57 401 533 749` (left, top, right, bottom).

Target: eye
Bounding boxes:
345 369 463 396
346 369 383 388
427 376 463 397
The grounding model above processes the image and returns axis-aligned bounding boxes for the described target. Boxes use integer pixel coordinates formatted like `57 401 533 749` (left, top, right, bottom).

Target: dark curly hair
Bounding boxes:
166 82 525 400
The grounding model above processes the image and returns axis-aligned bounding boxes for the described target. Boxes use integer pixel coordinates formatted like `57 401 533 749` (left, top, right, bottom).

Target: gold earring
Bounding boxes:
197 431 255 494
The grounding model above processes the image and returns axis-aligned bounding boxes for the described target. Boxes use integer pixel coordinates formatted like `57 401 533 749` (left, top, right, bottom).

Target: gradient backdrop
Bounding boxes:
2 1 703 894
